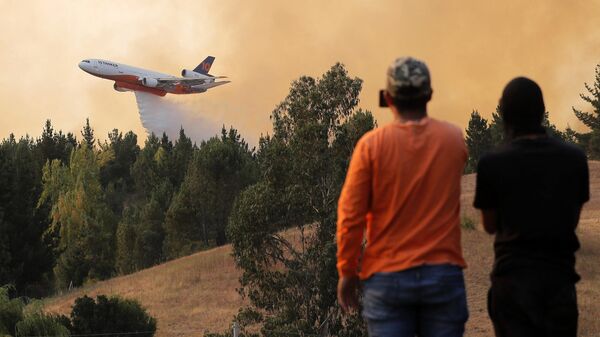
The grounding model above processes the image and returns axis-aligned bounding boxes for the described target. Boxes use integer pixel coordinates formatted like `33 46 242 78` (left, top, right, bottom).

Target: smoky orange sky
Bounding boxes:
1 0 599 145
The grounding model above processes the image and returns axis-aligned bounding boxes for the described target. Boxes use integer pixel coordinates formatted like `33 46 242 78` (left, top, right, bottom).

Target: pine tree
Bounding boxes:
81 118 95 149
573 64 600 130
100 129 140 215
170 128 194 188
0 136 54 296
465 110 492 173
163 127 256 258
489 107 504 147
573 63 600 158
131 134 161 196
38 120 74 165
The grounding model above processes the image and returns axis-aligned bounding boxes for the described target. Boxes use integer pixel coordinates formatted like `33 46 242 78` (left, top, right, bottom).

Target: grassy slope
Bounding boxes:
45 162 600 337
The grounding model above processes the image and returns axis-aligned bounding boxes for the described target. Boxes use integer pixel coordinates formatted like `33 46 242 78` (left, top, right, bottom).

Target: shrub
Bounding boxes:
70 295 156 337
15 312 70 337
461 216 476 230
0 286 24 336
0 286 69 337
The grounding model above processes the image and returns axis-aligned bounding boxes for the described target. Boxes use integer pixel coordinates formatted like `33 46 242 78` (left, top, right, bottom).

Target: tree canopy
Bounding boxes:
228 63 373 337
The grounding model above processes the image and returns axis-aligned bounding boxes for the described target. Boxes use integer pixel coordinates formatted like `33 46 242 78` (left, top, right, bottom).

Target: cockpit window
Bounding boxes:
82 60 90 63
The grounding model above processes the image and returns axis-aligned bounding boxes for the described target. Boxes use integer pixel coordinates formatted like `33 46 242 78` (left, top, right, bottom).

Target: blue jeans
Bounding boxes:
362 264 468 337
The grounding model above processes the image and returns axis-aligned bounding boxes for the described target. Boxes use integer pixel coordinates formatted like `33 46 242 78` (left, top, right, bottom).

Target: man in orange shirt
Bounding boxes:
336 57 468 337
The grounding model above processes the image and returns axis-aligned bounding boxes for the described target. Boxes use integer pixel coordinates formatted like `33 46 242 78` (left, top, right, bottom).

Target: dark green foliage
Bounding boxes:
81 118 95 149
164 127 257 258
15 311 70 337
38 119 76 165
169 128 195 187
586 129 600 159
489 108 504 147
0 286 24 335
100 129 140 215
542 112 566 140
475 108 567 151
39 145 117 288
573 64 600 130
3 105 372 302
2 287 153 337
131 133 163 197
117 131 187 272
460 216 476 230
573 64 600 158
116 181 173 274
0 136 54 297
53 243 90 289
228 63 372 337
465 110 492 173
0 285 70 337
70 295 156 337
562 126 583 147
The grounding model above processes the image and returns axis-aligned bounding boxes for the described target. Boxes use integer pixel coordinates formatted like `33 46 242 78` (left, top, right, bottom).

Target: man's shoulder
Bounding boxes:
480 137 587 166
362 118 463 144
548 137 587 160
356 127 380 146
477 143 513 171
428 118 463 137
429 117 461 129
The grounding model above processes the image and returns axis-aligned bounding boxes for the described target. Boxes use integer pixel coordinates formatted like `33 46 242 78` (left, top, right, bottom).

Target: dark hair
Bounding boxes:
499 77 545 136
392 92 432 111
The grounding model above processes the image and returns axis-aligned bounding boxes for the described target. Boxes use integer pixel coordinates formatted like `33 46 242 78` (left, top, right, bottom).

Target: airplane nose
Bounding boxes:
78 61 86 70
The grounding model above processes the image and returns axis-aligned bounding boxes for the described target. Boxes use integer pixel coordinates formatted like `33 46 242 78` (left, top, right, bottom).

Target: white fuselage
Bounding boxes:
79 59 216 96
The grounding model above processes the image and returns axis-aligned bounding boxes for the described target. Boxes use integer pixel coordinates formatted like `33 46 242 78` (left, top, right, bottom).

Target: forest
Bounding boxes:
1 62 599 336
1 116 255 296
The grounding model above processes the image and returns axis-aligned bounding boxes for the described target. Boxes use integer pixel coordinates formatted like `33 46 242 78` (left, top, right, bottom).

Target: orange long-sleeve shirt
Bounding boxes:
336 117 467 279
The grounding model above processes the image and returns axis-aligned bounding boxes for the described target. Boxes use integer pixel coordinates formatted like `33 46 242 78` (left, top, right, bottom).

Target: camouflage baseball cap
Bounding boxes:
386 57 432 99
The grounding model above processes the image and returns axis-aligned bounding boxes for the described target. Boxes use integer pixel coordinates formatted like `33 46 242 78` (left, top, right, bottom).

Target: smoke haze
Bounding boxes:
134 92 220 143
0 0 599 144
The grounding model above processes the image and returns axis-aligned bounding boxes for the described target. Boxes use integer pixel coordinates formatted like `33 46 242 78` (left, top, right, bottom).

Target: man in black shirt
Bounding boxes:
474 77 589 337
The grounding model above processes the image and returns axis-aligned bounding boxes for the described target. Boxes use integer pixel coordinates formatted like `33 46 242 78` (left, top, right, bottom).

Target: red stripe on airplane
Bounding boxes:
114 80 167 97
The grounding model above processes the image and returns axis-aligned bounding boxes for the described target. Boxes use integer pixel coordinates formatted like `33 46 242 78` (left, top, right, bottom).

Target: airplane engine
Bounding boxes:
181 69 202 78
141 77 159 87
113 83 130 92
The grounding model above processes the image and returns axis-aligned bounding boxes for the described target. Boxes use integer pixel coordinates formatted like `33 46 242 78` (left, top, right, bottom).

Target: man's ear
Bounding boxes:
384 91 395 107
420 90 433 104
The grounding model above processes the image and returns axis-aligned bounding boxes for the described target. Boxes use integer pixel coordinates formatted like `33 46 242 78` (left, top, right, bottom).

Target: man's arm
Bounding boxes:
473 155 498 234
336 137 372 312
481 209 497 234
575 155 590 229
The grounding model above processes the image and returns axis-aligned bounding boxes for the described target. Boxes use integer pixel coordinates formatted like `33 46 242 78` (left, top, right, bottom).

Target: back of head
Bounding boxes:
386 57 432 110
499 77 545 136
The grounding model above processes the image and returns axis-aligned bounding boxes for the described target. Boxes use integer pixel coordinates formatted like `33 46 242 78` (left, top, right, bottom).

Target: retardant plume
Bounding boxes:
134 92 219 143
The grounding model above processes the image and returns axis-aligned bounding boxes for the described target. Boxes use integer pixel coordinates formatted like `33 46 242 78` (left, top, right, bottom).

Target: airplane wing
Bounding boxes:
196 80 230 89
155 76 228 87
156 76 230 90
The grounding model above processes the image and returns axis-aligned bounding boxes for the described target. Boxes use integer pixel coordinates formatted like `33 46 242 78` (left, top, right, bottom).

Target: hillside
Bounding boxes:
45 162 600 337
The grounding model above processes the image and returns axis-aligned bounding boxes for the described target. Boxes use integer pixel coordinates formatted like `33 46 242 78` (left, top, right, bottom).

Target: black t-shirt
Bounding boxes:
474 135 589 282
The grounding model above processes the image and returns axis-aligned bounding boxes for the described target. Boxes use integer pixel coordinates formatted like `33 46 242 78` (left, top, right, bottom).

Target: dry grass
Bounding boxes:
45 162 600 337
44 246 244 336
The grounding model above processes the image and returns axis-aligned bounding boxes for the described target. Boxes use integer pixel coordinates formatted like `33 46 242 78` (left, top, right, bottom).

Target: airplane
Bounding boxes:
78 56 230 97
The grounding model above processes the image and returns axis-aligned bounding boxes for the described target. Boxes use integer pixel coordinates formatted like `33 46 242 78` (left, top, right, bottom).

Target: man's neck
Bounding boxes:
506 127 547 141
396 109 428 123
512 133 547 141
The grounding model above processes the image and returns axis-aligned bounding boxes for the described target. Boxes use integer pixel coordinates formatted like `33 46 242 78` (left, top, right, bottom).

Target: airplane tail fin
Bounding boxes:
193 56 215 75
